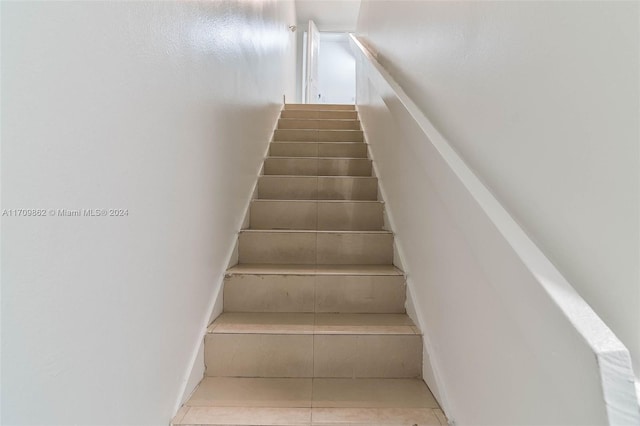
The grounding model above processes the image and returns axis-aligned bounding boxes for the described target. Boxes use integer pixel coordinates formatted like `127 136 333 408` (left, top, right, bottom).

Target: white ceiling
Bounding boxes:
295 0 361 32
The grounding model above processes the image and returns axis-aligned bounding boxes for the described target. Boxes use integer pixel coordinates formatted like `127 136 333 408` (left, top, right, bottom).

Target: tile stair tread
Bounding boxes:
261 175 375 178
226 264 403 276
271 142 368 146
276 129 362 132
239 229 392 234
277 127 362 131
173 407 445 426
265 157 370 160
183 377 438 409
270 141 367 144
280 112 359 118
284 106 356 111
285 104 355 106
251 200 384 204
278 119 360 122
284 108 356 111
278 118 360 122
271 141 366 144
279 116 359 121
174 377 443 425
207 313 420 335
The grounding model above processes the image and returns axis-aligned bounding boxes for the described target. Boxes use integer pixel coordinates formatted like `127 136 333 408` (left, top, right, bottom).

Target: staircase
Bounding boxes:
172 104 446 426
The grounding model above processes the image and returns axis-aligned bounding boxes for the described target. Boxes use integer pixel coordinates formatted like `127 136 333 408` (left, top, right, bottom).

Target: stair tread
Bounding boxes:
270 141 366 144
279 117 359 121
251 199 383 204
239 229 392 234
271 141 367 145
173 406 445 426
286 103 355 106
261 175 375 179
207 313 419 335
266 156 369 160
277 129 362 132
284 104 355 110
175 377 443 425
227 264 403 275
183 377 437 409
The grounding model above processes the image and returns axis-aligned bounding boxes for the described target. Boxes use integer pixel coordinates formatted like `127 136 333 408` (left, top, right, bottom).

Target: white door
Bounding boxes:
305 20 320 103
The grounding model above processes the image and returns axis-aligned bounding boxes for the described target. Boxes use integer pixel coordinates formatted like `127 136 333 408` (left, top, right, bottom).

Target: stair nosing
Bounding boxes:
270 141 366 144
251 199 384 204
275 129 362 133
278 118 360 122
265 156 370 160
270 140 369 145
239 229 392 235
207 313 420 336
260 175 376 179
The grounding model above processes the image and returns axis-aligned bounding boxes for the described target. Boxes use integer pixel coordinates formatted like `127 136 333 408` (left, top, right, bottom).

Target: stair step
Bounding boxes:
238 230 394 265
173 406 446 425
269 142 368 158
209 313 418 335
224 272 405 313
184 377 311 408
285 103 355 111
226 264 403 276
258 176 378 200
250 200 383 231
264 158 372 177
281 109 358 120
278 118 360 130
184 377 437 408
274 129 363 142
204 313 422 378
175 376 443 425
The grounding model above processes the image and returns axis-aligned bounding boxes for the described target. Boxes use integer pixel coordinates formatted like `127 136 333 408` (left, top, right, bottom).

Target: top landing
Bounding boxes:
285 103 355 111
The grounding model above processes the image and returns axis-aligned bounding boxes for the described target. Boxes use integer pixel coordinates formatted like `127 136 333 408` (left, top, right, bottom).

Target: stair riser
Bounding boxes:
274 129 363 142
205 334 421 378
281 110 358 120
315 275 406 313
278 119 360 130
284 104 355 111
250 201 383 231
238 232 394 265
264 158 372 177
269 142 368 158
258 177 378 200
224 274 406 313
205 334 312 377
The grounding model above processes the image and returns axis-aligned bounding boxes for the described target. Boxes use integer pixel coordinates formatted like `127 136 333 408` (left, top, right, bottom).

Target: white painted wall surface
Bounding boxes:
353 35 638 425
1 1 296 425
318 33 356 104
295 0 361 32
357 0 639 393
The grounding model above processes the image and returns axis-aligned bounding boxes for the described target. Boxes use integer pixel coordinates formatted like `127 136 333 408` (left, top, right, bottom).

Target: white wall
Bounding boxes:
357 0 639 390
295 0 361 32
1 1 296 425
318 33 356 104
